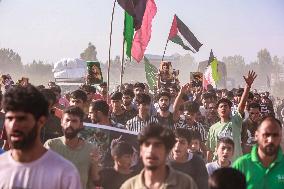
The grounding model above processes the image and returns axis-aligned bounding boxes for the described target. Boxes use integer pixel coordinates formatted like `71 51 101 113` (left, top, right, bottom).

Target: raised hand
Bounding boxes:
243 70 257 87
180 83 192 94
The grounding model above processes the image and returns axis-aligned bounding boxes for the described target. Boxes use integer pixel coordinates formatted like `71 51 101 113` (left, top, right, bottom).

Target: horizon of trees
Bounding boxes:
0 43 284 97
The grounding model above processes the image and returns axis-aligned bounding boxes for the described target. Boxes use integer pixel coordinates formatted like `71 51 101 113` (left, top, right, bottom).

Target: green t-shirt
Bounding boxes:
233 146 284 189
44 137 95 189
206 111 243 162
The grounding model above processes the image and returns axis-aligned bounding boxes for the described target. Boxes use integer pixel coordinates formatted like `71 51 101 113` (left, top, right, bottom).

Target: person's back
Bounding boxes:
0 150 81 189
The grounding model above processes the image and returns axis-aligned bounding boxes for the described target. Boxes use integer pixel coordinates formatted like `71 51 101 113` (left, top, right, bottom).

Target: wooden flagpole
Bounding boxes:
107 0 117 96
162 38 169 61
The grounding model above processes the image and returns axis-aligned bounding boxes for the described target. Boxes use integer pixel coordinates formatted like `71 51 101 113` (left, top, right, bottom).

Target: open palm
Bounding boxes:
243 70 257 87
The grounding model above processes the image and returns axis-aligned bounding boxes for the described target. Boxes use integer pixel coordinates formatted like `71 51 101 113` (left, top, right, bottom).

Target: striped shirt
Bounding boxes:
177 117 208 142
126 115 159 133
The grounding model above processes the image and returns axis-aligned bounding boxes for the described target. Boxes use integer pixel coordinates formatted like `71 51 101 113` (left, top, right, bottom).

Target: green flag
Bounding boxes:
211 58 221 83
144 56 158 90
124 12 134 59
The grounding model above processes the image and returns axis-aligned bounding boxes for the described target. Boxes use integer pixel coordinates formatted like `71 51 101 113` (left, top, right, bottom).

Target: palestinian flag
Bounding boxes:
168 14 202 53
144 56 158 90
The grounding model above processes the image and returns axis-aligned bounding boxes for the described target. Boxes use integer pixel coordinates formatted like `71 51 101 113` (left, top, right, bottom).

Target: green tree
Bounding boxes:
80 42 97 61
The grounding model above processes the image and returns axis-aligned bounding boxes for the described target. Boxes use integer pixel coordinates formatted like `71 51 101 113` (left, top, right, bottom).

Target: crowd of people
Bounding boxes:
0 69 283 189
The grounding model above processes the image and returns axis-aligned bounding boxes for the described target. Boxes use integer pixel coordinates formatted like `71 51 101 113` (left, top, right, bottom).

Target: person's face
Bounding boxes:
217 142 234 163
69 98 85 110
158 96 170 112
173 137 189 160
189 139 200 152
92 66 98 73
111 100 122 110
138 103 150 116
88 106 99 123
217 102 231 118
86 92 94 101
255 120 282 157
5 111 44 150
249 108 261 123
208 103 217 115
122 95 133 106
202 98 211 109
140 137 167 171
183 111 196 125
61 113 83 139
169 88 177 98
100 86 107 95
162 65 169 71
134 87 144 96
114 154 133 170
254 95 261 103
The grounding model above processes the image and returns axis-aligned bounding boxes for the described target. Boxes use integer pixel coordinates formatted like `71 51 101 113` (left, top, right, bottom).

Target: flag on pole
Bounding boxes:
131 0 157 62
144 56 158 90
168 14 202 53
117 0 147 30
124 12 134 59
203 50 221 89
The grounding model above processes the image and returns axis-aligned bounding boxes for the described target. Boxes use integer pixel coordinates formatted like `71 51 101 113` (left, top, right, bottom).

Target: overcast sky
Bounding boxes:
0 0 283 64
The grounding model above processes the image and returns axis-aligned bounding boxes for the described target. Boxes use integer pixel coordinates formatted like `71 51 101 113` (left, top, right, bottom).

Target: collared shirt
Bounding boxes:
233 145 284 189
126 115 159 133
120 166 198 189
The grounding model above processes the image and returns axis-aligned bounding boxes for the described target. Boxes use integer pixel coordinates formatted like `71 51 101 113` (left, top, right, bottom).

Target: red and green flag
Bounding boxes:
168 14 202 53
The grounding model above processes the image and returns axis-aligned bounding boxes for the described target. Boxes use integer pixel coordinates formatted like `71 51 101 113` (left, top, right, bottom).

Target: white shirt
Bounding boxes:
206 161 231 176
0 150 82 189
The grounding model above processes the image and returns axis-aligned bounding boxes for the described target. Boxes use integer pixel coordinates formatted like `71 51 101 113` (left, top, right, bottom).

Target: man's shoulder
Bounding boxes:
170 169 197 187
44 136 64 147
233 153 252 169
45 150 79 170
120 173 140 189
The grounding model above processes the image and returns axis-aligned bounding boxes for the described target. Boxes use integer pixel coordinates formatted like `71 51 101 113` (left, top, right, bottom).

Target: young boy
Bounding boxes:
189 131 204 159
206 137 234 176
170 128 209 189
96 137 137 189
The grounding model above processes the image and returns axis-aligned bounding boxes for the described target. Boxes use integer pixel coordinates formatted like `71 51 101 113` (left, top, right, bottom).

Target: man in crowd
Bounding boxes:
241 102 261 154
126 93 158 133
0 85 81 189
233 116 284 189
110 92 133 125
206 137 234 176
40 88 62 143
121 123 198 189
122 89 137 119
45 106 99 189
207 71 257 162
155 91 176 130
96 137 137 189
170 128 208 189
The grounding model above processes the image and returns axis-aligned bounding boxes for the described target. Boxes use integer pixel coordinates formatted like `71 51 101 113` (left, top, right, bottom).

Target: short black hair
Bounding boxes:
80 84 96 93
40 88 57 106
217 137 235 149
236 88 244 97
216 98 233 108
174 128 192 144
156 91 171 102
138 123 176 152
90 100 109 116
111 138 134 158
49 85 61 94
136 93 151 105
209 168 246 189
63 106 85 122
248 102 261 111
191 131 202 142
2 85 49 120
258 116 282 129
99 82 107 87
70 90 87 103
183 101 200 114
111 92 123 100
133 82 145 90
122 89 135 98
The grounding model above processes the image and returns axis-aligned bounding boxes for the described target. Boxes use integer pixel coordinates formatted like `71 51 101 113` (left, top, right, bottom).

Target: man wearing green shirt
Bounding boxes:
206 71 257 162
233 116 284 189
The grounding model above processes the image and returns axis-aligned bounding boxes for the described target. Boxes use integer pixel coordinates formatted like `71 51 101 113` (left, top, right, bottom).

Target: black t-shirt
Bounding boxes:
97 168 137 189
156 112 175 130
169 154 209 189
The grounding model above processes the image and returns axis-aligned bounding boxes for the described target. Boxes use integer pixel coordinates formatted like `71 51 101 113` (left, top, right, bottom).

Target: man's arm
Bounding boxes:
238 71 257 114
173 84 191 122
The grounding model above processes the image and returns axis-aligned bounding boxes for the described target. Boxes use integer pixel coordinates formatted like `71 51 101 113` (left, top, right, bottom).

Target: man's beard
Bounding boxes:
9 124 38 150
262 144 279 156
159 105 169 112
63 127 82 139
145 165 158 171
